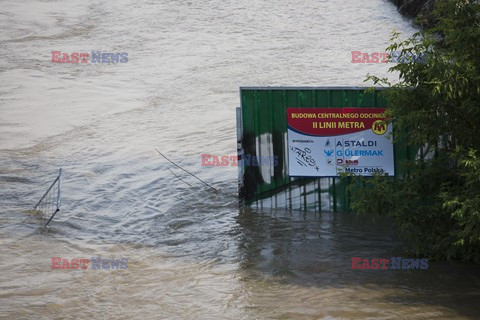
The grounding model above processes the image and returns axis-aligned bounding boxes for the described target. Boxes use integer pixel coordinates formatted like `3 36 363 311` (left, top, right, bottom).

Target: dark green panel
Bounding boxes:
359 90 376 107
272 90 288 186
333 177 348 212
286 90 299 108
315 90 329 107
376 91 388 107
241 90 255 136
299 90 314 107
346 90 358 107
255 90 273 135
330 90 345 107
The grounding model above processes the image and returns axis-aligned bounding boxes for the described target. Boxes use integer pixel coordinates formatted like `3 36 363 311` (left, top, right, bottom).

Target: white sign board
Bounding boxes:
287 108 394 177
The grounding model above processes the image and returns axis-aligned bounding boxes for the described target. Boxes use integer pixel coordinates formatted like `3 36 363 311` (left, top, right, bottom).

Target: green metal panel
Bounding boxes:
238 87 408 212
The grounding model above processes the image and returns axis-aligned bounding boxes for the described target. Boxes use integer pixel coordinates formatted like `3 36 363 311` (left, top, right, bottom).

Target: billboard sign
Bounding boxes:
287 107 394 177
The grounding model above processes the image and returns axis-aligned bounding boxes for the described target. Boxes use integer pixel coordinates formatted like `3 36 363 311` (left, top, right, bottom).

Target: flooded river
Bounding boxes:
1 0 479 318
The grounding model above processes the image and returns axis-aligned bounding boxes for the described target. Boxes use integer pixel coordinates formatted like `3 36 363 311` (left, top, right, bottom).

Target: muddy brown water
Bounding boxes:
1 0 479 319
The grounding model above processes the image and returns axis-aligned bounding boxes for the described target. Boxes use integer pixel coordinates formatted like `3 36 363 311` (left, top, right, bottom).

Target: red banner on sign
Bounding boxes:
287 108 388 136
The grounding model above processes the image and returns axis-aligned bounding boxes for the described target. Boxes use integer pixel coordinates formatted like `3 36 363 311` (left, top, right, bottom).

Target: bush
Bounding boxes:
350 0 480 262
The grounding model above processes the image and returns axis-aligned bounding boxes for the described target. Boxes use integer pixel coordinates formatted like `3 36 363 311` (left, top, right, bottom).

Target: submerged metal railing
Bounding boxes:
34 168 62 226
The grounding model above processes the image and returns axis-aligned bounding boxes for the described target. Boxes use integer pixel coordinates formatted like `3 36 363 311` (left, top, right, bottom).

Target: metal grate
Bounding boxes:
34 168 62 226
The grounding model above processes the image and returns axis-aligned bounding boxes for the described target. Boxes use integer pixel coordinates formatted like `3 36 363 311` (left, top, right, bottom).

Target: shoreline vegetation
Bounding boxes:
390 0 437 27
348 0 480 263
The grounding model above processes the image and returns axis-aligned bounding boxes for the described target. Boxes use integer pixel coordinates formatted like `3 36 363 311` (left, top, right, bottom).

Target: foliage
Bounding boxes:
349 0 480 262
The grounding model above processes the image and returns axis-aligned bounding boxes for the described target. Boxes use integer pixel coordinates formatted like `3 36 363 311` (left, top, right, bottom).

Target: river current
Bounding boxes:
1 0 479 319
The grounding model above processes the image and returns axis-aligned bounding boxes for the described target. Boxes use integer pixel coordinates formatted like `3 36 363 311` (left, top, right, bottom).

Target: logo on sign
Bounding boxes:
372 120 387 135
324 149 334 157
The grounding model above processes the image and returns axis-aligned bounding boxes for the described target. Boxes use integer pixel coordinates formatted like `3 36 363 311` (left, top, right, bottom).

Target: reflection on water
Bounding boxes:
236 210 480 319
0 0 479 318
1 208 479 319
